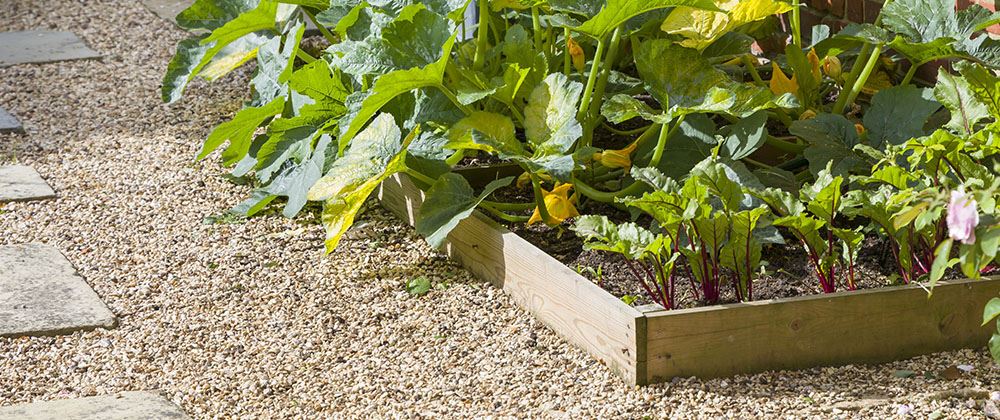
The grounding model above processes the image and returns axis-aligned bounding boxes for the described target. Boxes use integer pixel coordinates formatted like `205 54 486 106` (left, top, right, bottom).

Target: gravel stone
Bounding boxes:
0 1 998 418
0 107 22 134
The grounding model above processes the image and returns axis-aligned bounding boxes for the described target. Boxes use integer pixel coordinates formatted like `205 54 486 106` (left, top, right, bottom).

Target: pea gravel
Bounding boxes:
1 1 998 418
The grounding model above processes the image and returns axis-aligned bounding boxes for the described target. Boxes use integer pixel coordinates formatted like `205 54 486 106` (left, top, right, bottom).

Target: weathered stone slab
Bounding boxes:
0 31 101 67
0 108 23 134
0 243 116 337
0 165 56 202
0 392 188 419
142 0 321 34
140 0 193 24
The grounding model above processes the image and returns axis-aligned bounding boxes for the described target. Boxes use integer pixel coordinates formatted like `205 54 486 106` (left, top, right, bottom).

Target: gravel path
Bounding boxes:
0 1 998 418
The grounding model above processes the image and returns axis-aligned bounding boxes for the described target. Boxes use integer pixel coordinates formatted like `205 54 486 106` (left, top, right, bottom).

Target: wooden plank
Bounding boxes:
378 174 645 383
642 277 1000 383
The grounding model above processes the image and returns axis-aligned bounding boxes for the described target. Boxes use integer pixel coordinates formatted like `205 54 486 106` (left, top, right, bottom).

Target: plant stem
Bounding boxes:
602 123 652 136
302 8 337 45
531 6 543 52
649 117 683 168
480 200 535 211
295 49 317 63
900 60 922 86
840 44 883 114
577 36 608 124
480 203 531 222
563 28 572 76
405 168 437 186
766 135 807 153
435 83 474 115
791 0 802 47
743 54 765 84
472 0 489 70
585 27 623 128
530 173 553 224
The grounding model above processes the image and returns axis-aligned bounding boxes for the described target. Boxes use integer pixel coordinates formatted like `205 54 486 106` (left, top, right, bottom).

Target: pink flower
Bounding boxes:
947 189 979 245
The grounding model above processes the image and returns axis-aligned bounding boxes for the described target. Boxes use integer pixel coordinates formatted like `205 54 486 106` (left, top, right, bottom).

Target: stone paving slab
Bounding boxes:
0 243 116 337
142 0 320 34
0 392 188 419
0 165 56 202
0 108 24 134
0 31 101 67
140 0 192 24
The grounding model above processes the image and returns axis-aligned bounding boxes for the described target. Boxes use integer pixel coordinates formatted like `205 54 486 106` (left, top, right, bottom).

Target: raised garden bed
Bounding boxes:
379 172 1000 385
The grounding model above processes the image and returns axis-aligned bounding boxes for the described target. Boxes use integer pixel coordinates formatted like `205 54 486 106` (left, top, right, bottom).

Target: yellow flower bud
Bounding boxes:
567 36 585 73
823 56 842 79
799 110 817 120
528 183 580 226
855 123 865 136
593 142 638 171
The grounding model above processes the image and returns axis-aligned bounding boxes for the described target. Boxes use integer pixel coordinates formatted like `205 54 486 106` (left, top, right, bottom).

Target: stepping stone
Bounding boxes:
0 392 188 419
0 108 23 134
0 165 56 202
142 0 321 34
140 0 192 24
0 243 116 337
0 31 101 67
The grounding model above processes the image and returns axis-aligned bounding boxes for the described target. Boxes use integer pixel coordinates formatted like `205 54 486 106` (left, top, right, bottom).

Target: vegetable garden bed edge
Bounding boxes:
378 173 1000 386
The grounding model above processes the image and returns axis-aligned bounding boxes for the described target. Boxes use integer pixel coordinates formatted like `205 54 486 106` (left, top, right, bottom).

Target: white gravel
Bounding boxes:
0 1 998 418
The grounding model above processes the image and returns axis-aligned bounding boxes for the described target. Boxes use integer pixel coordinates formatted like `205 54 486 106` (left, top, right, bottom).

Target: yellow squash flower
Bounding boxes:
807 48 821 80
567 36 585 73
769 62 798 97
528 183 580 226
823 55 842 79
593 141 639 171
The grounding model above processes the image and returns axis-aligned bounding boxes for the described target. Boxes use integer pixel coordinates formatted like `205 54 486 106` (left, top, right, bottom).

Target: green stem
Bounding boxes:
406 169 437 186
530 173 553 224
766 135 807 153
302 8 337 45
602 123 652 136
563 27 572 76
472 0 489 70
743 54 765 85
744 158 778 171
841 44 884 114
531 6 543 52
586 27 622 126
649 117 683 168
481 200 535 211
832 43 875 114
480 203 531 222
295 49 317 63
577 36 608 123
435 83 474 115
901 60 923 86
572 175 647 203
445 150 465 166
791 0 802 48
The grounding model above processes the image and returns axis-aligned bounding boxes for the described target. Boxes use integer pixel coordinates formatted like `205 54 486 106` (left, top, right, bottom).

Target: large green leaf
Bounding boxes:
176 0 261 31
199 97 286 165
863 85 940 148
447 112 524 156
339 33 456 150
573 215 665 260
881 0 1000 64
791 113 871 177
985 297 1000 326
162 1 278 103
416 174 513 247
634 41 735 115
574 0 720 40
330 4 453 78
233 133 335 217
162 36 212 103
649 114 717 180
934 68 990 135
720 206 769 296
524 73 584 154
250 22 304 106
957 61 1000 119
722 110 767 160
309 113 413 252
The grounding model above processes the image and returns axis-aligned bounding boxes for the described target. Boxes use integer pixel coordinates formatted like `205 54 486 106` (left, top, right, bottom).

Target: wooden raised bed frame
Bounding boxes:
378 173 1000 385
